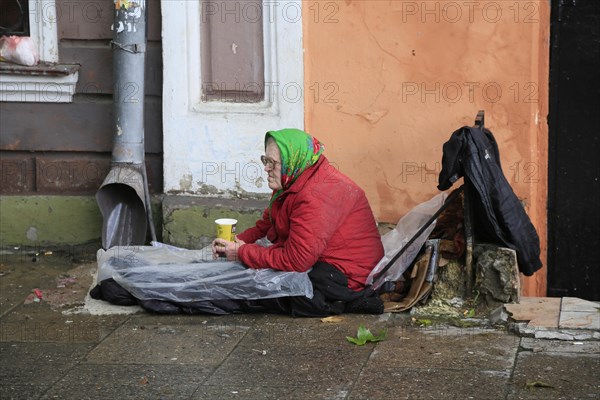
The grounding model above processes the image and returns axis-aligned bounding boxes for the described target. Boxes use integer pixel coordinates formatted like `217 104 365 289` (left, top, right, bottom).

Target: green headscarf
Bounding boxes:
266 128 325 209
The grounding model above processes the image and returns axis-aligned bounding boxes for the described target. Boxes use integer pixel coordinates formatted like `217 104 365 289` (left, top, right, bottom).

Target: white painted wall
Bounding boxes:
30 0 59 63
161 0 304 196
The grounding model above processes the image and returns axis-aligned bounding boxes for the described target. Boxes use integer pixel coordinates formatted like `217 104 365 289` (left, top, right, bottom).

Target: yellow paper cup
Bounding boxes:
215 218 237 241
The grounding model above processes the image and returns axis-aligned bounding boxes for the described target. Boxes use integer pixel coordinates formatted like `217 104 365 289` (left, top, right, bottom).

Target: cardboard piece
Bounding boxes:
383 249 433 313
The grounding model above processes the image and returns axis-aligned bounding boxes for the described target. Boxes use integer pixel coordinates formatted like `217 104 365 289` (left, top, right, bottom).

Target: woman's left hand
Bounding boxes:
212 238 245 261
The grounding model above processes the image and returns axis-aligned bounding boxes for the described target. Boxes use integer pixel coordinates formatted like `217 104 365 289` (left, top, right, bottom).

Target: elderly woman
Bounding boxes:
212 129 384 316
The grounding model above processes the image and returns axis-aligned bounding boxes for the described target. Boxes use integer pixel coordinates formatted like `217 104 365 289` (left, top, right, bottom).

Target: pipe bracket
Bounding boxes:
111 41 146 54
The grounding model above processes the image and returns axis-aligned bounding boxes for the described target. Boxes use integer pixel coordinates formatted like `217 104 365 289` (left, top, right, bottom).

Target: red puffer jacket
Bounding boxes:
237 156 384 291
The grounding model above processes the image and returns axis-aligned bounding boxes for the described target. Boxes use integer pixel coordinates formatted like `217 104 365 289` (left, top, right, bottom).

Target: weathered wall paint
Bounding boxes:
0 195 163 247
161 0 304 196
303 0 549 296
0 196 103 245
162 197 265 249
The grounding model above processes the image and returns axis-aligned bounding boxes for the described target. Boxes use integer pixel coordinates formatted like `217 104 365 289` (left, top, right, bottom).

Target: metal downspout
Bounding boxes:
96 0 156 249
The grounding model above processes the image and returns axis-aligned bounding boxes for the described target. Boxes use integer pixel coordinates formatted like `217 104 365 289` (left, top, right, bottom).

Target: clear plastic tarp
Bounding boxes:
97 243 313 302
367 193 447 290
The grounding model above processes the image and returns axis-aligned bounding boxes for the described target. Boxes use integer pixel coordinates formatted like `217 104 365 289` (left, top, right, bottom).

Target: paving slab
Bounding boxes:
513 323 600 341
0 342 94 400
520 337 600 354
559 310 600 330
85 317 248 366
367 326 518 371
125 312 259 328
2 252 599 400
562 297 600 312
124 312 256 342
507 351 600 399
204 341 373 388
190 385 350 400
234 313 390 348
0 304 127 343
350 367 510 399
40 364 209 400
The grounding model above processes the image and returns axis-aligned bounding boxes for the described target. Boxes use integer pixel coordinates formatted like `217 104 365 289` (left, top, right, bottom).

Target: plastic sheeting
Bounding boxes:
96 243 313 302
367 193 447 290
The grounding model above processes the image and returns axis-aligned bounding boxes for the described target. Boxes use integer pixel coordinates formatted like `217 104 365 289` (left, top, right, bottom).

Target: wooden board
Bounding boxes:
504 297 561 328
59 42 163 97
0 153 162 195
0 97 162 153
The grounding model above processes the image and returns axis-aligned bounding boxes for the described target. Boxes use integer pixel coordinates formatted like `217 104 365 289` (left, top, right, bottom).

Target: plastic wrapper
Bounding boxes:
0 35 39 66
96 244 313 302
367 193 447 289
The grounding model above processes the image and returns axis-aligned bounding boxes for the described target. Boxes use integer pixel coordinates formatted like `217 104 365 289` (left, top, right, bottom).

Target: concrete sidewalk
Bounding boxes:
1 254 599 399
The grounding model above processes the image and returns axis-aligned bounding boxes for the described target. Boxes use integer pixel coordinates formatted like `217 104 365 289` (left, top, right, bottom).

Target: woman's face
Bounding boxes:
265 139 283 191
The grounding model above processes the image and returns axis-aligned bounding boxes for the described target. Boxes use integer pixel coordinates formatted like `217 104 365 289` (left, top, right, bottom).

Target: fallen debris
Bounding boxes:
22 263 95 310
321 316 344 323
505 297 600 341
525 380 554 389
346 324 387 346
474 244 520 305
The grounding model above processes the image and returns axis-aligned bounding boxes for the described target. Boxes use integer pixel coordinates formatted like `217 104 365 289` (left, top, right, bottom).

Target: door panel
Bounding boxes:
548 0 600 300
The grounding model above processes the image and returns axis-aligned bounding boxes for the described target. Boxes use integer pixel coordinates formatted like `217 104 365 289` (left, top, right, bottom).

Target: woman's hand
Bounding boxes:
211 237 246 261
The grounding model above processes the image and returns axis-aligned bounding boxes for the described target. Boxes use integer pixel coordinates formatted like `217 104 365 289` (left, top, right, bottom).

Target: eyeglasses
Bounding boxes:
260 155 281 169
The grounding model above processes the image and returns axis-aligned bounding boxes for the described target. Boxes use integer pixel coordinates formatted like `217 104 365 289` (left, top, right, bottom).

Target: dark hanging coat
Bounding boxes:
438 126 542 276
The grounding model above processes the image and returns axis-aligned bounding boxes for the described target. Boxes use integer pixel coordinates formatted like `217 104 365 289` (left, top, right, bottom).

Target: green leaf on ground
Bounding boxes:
346 324 387 346
415 318 432 327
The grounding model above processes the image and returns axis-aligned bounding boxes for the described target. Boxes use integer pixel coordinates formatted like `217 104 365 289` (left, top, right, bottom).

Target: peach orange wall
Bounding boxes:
303 0 549 296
